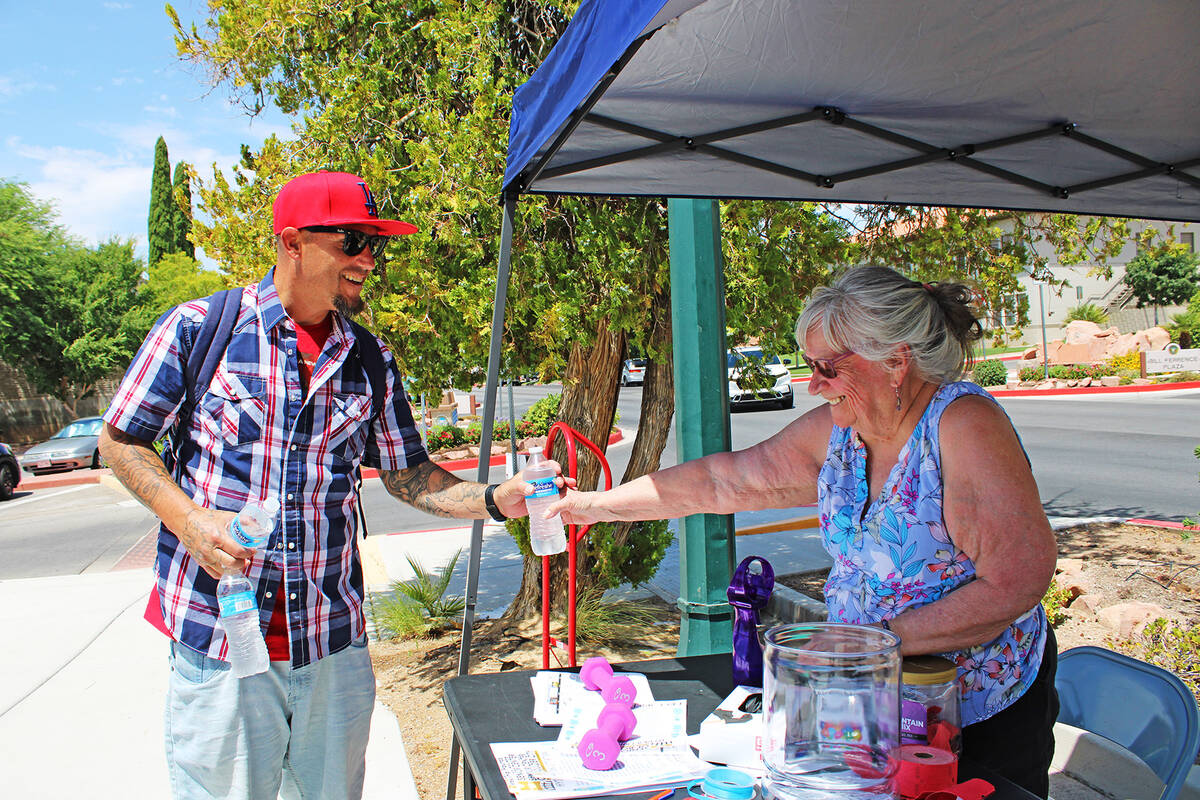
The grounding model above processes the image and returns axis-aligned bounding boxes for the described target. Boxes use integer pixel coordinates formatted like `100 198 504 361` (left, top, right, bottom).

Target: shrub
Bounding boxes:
1103 352 1142 373
1041 580 1072 626
1064 302 1110 325
426 424 466 451
971 359 1009 387
1047 365 1092 381
503 516 673 590
1109 618 1200 707
1018 365 1044 382
1164 370 1200 383
561 588 661 646
372 551 466 639
522 392 561 435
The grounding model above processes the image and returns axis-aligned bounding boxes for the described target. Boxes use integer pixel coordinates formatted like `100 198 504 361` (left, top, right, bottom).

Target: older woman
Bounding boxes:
548 265 1059 797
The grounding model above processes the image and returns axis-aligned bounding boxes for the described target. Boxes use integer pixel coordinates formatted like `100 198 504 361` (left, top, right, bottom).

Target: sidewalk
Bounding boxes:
0 569 416 799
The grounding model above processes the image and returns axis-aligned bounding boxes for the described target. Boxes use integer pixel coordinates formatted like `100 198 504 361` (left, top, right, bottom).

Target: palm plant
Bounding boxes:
1064 302 1110 325
373 549 466 639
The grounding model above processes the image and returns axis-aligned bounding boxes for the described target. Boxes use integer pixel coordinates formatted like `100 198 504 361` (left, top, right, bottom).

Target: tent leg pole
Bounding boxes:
667 198 735 657
445 194 517 800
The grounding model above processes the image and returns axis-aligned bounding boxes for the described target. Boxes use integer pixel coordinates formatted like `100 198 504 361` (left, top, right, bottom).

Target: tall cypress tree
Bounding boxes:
147 136 174 265
171 161 195 259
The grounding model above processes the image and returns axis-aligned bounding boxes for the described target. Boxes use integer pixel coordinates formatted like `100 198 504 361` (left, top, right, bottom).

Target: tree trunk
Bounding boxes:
503 319 625 621
609 285 675 554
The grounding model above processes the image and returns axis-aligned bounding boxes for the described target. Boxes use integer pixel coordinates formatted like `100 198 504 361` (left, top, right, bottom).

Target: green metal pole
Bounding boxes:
667 198 735 656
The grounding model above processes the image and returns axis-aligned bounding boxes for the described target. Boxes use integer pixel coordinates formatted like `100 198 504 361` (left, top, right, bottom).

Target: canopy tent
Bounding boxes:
505 0 1200 220
448 3 1200 794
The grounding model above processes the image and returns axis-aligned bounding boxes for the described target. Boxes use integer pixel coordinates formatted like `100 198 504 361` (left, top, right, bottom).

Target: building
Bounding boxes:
996 217 1196 346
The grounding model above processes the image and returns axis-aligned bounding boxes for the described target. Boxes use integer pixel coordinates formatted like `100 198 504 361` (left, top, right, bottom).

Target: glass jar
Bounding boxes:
900 656 960 756
762 622 902 800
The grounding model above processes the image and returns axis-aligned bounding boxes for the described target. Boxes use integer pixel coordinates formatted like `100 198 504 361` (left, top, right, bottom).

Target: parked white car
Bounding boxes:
620 358 646 386
727 348 794 410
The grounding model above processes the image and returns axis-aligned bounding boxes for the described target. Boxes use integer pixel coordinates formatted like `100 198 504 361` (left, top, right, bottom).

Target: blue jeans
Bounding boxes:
164 634 375 800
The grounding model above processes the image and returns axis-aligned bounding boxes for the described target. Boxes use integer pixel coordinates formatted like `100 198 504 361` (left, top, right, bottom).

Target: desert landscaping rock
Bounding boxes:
1095 601 1167 638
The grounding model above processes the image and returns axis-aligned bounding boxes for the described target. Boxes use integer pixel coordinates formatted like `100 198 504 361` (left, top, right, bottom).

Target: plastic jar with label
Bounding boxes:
900 655 961 756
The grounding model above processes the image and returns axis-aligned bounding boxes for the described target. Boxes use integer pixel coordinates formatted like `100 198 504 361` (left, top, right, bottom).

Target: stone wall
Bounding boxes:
0 360 122 447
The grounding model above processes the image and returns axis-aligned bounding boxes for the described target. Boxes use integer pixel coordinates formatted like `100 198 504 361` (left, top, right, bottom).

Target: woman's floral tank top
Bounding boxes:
817 381 1047 726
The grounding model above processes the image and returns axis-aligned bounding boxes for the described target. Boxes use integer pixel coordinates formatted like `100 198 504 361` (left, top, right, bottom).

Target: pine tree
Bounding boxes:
171 161 195 259
147 136 174 265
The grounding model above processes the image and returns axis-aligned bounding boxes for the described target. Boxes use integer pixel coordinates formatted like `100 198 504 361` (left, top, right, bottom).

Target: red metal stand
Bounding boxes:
539 422 613 669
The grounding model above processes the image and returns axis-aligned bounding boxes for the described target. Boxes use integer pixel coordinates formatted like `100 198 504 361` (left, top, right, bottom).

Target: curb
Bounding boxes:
1126 517 1199 532
989 379 1200 397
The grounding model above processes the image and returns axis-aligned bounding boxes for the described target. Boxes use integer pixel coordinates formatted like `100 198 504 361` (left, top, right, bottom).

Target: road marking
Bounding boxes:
0 484 91 511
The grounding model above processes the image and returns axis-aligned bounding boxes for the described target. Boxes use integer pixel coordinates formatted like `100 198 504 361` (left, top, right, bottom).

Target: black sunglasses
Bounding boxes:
303 226 389 259
801 350 856 379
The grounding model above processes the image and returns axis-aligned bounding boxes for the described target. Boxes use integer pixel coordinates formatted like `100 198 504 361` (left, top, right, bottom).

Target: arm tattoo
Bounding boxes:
380 461 487 518
103 426 179 512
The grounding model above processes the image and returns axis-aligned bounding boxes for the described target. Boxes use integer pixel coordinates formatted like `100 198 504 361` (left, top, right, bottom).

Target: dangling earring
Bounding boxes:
894 385 902 411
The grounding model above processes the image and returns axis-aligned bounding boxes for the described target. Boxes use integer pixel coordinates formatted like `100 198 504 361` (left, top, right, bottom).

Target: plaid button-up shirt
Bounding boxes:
104 271 428 666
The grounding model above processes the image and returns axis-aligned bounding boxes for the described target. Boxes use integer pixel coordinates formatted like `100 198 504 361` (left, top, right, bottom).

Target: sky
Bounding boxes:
0 1 292 263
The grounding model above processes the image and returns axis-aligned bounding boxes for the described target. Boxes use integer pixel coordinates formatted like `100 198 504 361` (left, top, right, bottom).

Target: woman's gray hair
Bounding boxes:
795 265 983 384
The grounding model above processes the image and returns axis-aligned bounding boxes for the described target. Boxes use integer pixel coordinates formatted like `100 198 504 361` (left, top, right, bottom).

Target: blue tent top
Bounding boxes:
503 0 1200 222
503 0 675 193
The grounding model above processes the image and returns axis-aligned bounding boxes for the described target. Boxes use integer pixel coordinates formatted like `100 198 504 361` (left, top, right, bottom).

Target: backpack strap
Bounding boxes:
347 319 389 538
348 319 387 420
166 287 243 477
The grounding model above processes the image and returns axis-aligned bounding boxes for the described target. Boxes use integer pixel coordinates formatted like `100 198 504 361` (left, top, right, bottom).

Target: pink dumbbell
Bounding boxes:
577 703 637 770
579 656 637 707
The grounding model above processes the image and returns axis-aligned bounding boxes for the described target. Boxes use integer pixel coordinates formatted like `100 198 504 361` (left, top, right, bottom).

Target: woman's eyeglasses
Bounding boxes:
801 350 856 379
303 226 389 259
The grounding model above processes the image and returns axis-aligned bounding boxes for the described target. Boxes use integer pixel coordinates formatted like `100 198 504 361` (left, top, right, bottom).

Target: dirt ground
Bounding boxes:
370 522 1198 799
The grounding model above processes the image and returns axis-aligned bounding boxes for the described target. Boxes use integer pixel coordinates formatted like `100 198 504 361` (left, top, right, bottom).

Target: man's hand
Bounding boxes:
492 460 574 520
177 506 256 579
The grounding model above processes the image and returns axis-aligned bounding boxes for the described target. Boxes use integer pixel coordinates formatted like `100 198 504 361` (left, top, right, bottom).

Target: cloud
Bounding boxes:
102 2 133 10
144 105 180 118
0 75 57 97
11 140 150 251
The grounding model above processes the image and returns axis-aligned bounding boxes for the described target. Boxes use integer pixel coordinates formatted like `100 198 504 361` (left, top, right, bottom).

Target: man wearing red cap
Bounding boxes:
99 171 563 799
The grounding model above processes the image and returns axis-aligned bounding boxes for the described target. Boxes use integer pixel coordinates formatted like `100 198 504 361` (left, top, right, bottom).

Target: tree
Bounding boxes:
0 179 154 414
148 136 175 265
1123 247 1200 325
172 161 195 259
846 206 1130 348
140 251 227 318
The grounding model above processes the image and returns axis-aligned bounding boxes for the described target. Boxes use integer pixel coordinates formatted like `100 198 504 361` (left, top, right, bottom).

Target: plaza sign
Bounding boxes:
1142 345 1200 376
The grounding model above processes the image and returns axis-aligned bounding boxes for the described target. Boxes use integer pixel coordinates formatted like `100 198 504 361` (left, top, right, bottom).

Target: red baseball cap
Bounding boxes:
272 171 417 236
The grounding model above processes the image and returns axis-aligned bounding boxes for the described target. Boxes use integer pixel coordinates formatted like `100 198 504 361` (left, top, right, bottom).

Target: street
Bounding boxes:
2 383 1198 580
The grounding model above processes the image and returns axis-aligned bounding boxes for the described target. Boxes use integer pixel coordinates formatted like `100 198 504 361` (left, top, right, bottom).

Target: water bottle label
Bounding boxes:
527 477 558 500
219 590 258 617
230 517 263 546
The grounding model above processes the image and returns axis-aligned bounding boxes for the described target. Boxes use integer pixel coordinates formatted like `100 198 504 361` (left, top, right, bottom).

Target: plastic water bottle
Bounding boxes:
217 498 279 678
228 497 281 548
217 569 269 678
523 450 566 556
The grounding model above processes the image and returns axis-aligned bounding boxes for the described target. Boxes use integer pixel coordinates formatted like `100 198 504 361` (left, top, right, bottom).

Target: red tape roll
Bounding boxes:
891 744 958 799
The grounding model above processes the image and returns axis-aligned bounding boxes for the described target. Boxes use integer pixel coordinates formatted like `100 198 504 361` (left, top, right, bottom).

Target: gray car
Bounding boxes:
18 416 106 475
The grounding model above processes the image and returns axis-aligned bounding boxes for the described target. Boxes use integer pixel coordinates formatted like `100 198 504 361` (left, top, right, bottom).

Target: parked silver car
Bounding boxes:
18 416 106 475
727 348 794 410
